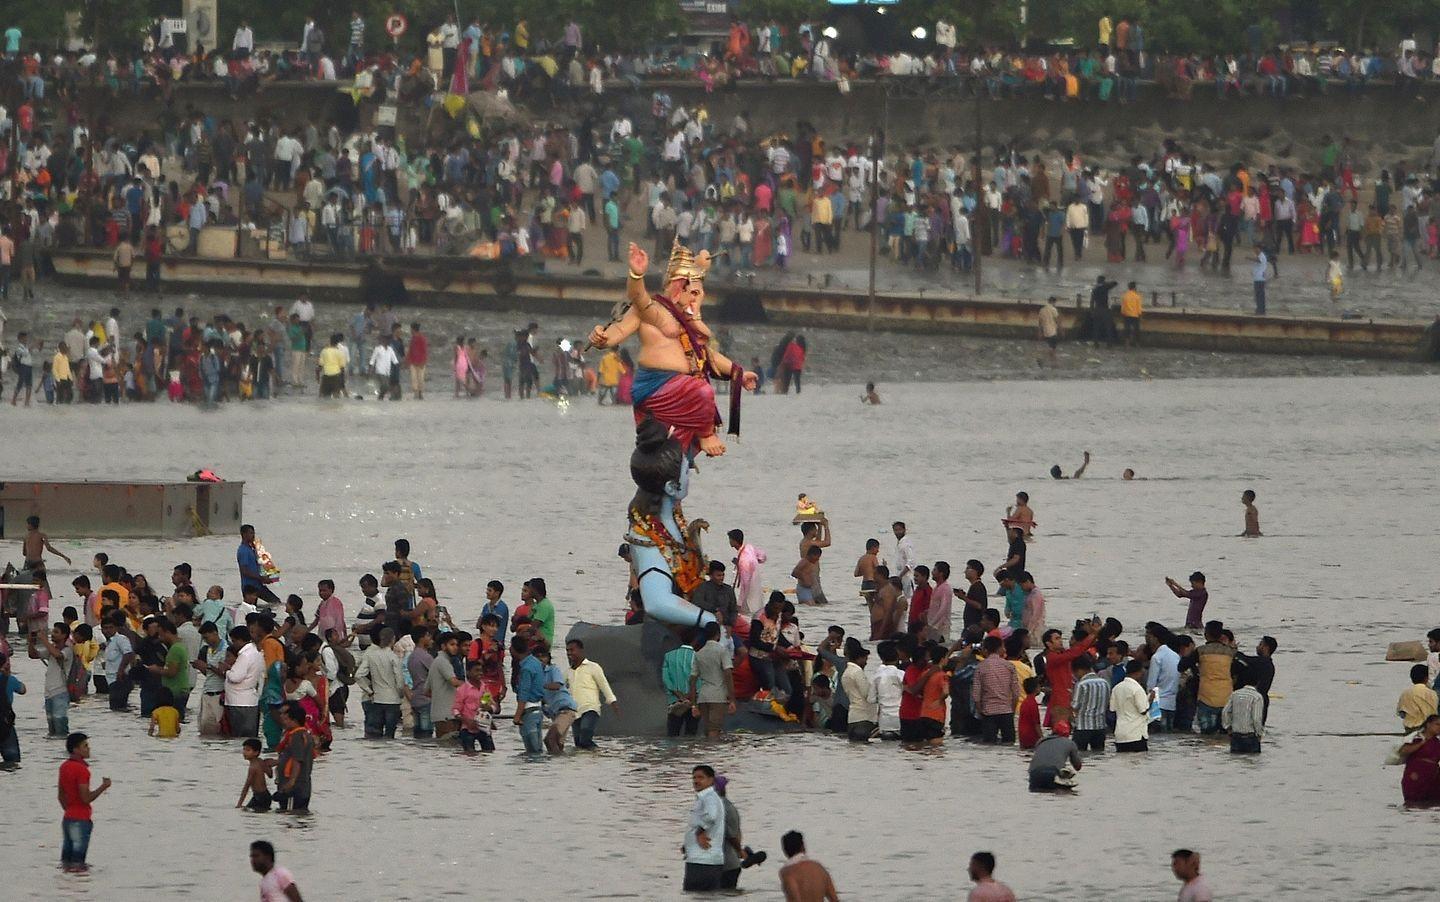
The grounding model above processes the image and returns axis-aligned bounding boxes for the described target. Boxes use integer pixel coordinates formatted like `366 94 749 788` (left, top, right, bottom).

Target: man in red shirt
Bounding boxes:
905 564 932 635
897 644 926 741
405 321 429 399
1042 620 1100 730
58 732 112 871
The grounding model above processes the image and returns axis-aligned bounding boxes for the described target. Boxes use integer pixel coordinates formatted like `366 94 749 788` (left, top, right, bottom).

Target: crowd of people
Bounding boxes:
0 295 811 406
5 10 1440 324
0 525 655 826
10 12 1440 99
671 497 1279 783
0 497 1252 899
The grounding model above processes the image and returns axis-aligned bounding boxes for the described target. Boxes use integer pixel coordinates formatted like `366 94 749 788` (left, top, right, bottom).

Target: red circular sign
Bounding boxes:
385 14 408 37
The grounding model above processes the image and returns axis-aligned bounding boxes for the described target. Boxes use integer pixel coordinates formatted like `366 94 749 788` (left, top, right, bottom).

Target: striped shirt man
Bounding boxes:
1072 671 1112 732
1221 685 1266 737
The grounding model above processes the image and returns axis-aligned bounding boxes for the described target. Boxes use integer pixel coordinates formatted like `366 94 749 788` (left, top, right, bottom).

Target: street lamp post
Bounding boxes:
973 86 983 296
866 84 889 332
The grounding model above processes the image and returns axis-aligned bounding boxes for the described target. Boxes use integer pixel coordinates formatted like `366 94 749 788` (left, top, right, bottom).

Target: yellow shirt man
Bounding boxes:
102 581 138 629
53 351 72 382
1398 681 1439 730
812 194 833 226
1120 289 1143 319
318 345 346 377
598 351 622 388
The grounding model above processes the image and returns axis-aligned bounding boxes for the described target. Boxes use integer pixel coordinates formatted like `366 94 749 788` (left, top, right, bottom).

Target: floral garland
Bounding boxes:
627 502 704 595
677 330 707 377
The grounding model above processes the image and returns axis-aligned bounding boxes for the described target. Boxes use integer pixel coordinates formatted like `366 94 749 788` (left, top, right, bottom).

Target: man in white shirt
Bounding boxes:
439 14 460 80
891 521 916 598
936 20 956 50
273 132 301 189
355 627 408 738
233 21 254 57
840 645 876 741
1110 659 1150 751
872 643 904 738
289 294 315 326
223 628 264 739
368 341 399 399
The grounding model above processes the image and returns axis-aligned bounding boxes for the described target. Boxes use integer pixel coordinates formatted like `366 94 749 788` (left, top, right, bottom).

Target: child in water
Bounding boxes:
149 687 182 738
862 382 882 404
1325 251 1343 301
236 738 276 810
1017 677 1042 749
805 673 833 730
1241 490 1262 536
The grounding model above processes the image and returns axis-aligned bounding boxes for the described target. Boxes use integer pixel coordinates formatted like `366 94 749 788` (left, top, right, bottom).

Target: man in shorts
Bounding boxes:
1038 296 1060 364
10 332 34 406
316 333 346 399
688 622 735 738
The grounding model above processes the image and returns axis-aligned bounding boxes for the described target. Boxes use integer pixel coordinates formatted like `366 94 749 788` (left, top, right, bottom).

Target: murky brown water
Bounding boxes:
1 287 1438 899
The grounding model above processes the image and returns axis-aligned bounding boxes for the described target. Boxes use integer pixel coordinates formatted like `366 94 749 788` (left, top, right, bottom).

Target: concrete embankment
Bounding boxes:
53 249 1432 360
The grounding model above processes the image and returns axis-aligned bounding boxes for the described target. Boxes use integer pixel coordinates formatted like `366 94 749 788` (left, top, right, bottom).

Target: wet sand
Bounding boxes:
1 304 1438 898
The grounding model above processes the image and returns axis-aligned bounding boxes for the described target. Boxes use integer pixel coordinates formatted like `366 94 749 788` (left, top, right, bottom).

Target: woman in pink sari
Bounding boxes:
452 336 471 397
466 340 486 396
1400 715 1440 804
284 657 332 751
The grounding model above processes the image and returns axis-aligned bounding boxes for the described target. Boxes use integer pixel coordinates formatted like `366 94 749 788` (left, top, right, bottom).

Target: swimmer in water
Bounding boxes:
1241 489 1262 536
862 382 882 404
1005 492 1035 538
1122 468 1135 480
1049 451 1090 480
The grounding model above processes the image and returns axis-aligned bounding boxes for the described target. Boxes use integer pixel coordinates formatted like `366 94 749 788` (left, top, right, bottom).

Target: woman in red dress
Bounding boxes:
1400 715 1440 804
780 335 806 394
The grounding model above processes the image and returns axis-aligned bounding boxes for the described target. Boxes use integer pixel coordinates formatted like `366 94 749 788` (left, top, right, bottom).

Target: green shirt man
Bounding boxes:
161 640 192 696
531 596 555 646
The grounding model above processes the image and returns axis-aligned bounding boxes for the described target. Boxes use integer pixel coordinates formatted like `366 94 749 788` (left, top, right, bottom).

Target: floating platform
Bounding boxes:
0 480 244 539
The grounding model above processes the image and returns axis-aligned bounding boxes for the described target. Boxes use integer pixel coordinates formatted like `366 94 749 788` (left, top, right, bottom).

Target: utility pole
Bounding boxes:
866 85 889 331
973 88 983 296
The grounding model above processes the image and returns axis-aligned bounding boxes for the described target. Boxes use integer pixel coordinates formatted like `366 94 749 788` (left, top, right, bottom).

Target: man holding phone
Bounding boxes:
29 622 75 737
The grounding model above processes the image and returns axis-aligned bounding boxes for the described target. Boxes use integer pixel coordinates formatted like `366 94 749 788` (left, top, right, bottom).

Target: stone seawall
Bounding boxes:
52 249 1431 360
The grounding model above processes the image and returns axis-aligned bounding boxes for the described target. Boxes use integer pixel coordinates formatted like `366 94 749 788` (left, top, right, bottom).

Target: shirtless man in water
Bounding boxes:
22 515 72 598
870 567 901 640
588 243 757 457
777 830 839 902
853 539 880 606
1005 492 1035 538
1049 451 1090 480
792 547 823 605
798 520 830 604
1241 490 1262 537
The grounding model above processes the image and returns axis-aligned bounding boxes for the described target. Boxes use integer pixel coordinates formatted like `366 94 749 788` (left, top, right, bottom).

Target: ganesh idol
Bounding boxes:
588 241 758 458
